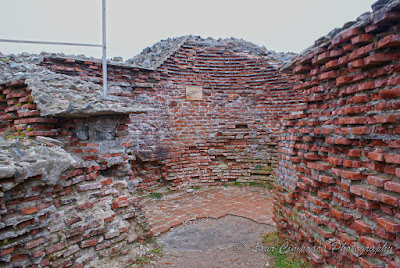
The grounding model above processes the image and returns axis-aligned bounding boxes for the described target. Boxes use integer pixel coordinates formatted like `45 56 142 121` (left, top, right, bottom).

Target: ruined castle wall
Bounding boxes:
275 3 400 267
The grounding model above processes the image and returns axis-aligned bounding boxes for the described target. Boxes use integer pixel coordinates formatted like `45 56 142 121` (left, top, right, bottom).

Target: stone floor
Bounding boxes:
140 186 275 236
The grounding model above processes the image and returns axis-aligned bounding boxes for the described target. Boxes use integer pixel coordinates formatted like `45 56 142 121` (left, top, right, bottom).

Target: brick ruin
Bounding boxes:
275 0 400 267
0 67 153 267
0 35 298 266
39 36 299 189
0 0 399 267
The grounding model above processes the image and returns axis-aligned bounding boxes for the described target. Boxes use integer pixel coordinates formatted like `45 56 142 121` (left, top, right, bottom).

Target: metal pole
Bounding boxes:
0 39 102 47
102 0 107 98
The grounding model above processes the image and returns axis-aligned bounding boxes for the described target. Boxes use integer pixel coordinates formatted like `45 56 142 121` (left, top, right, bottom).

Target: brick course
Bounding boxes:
41 37 300 190
276 3 400 266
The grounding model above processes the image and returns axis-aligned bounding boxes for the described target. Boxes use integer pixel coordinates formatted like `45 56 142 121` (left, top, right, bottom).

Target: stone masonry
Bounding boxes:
0 56 152 268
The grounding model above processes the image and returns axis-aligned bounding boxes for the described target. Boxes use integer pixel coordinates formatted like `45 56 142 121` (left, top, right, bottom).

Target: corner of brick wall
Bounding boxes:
0 80 60 138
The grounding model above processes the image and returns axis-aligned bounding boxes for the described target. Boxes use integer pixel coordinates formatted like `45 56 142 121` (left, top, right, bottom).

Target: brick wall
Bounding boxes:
41 38 301 190
0 80 59 138
0 41 300 266
0 78 151 267
151 39 299 187
275 3 400 267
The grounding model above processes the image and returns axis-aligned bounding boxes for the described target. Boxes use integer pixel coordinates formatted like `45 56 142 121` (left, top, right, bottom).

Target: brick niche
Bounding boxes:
41 36 301 189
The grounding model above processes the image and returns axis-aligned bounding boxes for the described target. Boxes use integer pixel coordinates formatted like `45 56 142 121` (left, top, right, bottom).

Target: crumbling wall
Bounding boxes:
275 1 400 267
0 135 149 268
41 37 301 189
0 60 151 267
0 80 60 138
40 55 171 190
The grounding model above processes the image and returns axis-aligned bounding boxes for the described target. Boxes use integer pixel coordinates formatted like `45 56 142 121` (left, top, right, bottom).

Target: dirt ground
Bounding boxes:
145 215 276 268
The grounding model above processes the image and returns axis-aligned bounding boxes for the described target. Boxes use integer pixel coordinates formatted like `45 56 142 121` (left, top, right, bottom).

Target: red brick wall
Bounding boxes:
0 85 9 133
0 43 299 265
0 45 300 266
275 7 400 267
152 41 299 187
0 80 60 138
42 41 300 189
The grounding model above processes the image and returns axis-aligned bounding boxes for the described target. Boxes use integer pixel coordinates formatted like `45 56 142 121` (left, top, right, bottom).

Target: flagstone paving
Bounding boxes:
140 186 275 237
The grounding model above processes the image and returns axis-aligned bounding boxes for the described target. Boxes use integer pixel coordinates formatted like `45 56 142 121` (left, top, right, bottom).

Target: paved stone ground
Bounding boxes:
154 215 276 268
141 186 275 237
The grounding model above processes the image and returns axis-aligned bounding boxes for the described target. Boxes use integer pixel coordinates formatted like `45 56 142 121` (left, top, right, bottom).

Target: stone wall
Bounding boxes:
0 135 150 268
0 36 301 266
0 66 151 267
275 1 400 267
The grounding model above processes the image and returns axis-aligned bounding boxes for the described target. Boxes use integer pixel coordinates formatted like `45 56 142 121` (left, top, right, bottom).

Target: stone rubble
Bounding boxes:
127 35 296 69
0 53 151 117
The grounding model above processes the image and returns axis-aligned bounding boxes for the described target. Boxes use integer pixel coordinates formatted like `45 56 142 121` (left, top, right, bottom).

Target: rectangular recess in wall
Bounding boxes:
236 124 248 129
186 86 203 100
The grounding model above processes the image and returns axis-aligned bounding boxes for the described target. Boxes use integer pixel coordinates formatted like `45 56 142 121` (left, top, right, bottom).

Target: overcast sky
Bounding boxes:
0 0 376 60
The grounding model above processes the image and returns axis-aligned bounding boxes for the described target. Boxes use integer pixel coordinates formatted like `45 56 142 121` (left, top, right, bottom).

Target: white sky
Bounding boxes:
0 0 377 60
